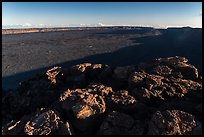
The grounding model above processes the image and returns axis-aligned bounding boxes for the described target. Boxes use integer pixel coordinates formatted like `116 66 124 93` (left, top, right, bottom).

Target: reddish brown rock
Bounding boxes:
86 83 113 97
2 56 202 135
46 66 63 84
110 90 136 105
129 71 164 89
24 109 61 135
145 74 164 90
180 79 202 91
107 90 141 113
154 56 198 80
72 63 92 73
58 84 110 133
129 65 202 106
152 65 172 76
72 93 106 119
148 110 198 135
58 83 113 134
128 71 147 88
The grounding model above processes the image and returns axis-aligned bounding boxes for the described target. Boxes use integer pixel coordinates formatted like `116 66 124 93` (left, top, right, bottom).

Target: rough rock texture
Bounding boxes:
148 110 199 135
24 109 60 135
72 93 106 119
98 111 135 135
46 66 63 85
2 108 73 135
129 57 202 107
2 56 202 135
58 83 112 134
107 90 141 113
59 83 111 119
24 108 73 135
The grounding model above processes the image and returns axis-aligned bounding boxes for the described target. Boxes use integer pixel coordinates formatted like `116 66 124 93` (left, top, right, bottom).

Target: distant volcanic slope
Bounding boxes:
2 56 202 135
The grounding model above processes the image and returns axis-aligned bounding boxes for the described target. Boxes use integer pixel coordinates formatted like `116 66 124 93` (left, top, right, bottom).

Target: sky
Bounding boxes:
2 2 202 29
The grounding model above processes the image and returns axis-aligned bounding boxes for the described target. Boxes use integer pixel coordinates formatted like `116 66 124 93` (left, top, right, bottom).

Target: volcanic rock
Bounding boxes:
98 111 135 135
148 110 199 135
59 83 111 134
46 66 63 85
128 71 147 88
59 83 111 118
2 56 202 135
107 90 141 113
128 57 202 107
72 93 106 119
152 65 172 76
24 108 64 135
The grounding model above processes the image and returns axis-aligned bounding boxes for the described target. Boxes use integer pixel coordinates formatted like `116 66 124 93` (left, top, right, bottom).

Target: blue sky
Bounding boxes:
2 2 202 28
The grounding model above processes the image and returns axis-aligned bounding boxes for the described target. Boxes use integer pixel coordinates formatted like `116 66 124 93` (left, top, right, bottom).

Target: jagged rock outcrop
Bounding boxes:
2 56 202 135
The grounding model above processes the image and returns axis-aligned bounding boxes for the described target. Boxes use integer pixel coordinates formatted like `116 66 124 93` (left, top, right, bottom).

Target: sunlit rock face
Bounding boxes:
2 56 202 135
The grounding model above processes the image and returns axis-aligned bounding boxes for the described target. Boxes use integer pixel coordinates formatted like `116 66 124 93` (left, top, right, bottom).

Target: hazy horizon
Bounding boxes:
2 2 202 29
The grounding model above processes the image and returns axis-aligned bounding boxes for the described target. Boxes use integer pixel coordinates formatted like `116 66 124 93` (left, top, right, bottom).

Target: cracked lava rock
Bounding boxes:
2 56 202 135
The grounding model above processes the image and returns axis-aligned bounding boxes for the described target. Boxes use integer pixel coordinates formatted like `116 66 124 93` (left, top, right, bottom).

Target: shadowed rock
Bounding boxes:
98 111 135 135
2 115 31 135
148 110 200 135
2 56 202 135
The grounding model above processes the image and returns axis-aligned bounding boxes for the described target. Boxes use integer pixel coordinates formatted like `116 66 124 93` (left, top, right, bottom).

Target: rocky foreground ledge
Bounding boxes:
2 56 202 135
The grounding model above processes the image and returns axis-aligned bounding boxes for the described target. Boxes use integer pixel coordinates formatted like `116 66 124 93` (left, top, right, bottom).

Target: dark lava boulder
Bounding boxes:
148 110 200 135
85 64 112 80
98 111 135 135
24 108 72 135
